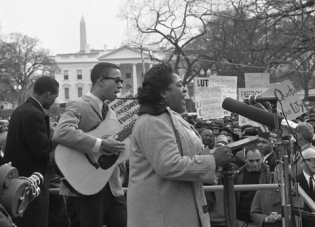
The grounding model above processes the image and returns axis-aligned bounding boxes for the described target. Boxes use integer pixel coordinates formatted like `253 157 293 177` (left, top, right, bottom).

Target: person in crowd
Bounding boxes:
258 132 277 172
212 119 224 137
200 128 215 150
0 121 8 163
215 135 228 147
195 122 205 134
127 63 233 227
306 115 315 131
219 127 232 136
292 122 315 177
3 76 59 227
250 166 282 227
235 145 270 227
296 147 315 227
226 133 235 143
233 125 242 138
53 62 127 227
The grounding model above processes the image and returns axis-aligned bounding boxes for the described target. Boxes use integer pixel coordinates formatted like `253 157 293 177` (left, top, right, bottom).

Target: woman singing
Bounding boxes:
127 63 232 227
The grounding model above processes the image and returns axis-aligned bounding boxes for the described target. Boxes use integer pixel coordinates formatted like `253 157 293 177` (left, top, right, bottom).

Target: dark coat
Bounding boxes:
250 189 282 227
3 97 51 227
264 152 276 172
296 173 315 227
4 97 51 176
234 163 271 209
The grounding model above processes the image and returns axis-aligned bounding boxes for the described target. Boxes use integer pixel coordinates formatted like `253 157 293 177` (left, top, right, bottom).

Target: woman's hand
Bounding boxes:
213 146 233 167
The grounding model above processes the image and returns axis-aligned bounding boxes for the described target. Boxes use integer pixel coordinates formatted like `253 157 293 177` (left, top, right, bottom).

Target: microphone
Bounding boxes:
244 95 278 105
222 97 297 132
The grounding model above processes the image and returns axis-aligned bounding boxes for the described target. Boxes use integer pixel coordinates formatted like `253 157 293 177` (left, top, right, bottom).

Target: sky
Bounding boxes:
0 0 128 55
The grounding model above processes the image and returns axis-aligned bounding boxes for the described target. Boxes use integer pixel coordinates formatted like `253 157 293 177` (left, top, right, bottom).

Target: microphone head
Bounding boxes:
248 95 256 105
243 98 250 105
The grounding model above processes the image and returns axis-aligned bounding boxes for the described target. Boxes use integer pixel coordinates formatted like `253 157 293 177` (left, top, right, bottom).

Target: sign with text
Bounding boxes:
109 92 139 129
199 87 224 120
261 80 306 120
208 76 237 116
245 73 270 88
238 88 268 126
194 78 225 119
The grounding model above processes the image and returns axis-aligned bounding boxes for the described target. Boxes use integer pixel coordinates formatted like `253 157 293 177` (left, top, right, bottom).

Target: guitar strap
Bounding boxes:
61 179 86 197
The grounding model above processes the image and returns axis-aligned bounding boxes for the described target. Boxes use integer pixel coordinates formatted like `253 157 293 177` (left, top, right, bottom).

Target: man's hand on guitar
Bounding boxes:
100 136 125 156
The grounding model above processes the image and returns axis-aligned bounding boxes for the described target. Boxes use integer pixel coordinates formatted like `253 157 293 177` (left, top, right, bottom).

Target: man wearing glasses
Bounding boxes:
297 147 315 227
53 62 127 227
292 122 315 177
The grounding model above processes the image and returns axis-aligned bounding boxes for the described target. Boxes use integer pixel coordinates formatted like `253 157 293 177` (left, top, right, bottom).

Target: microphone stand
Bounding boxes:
222 163 237 227
270 100 293 227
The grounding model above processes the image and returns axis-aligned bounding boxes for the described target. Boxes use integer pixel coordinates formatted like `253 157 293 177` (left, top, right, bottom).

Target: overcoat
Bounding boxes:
250 189 282 227
127 108 216 227
3 97 51 227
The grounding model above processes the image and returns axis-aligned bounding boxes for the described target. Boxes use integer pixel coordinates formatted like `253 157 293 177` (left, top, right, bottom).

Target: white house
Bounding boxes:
53 17 154 104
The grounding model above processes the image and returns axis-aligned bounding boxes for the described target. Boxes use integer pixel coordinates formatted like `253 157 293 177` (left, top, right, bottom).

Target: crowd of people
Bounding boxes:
0 62 314 227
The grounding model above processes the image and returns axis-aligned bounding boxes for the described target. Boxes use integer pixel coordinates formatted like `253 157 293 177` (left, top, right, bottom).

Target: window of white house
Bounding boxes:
65 87 70 99
64 70 69 80
78 87 83 97
77 70 82 80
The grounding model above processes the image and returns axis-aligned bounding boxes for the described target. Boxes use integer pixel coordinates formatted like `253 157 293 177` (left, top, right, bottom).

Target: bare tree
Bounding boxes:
0 33 59 106
120 0 213 85
224 0 315 99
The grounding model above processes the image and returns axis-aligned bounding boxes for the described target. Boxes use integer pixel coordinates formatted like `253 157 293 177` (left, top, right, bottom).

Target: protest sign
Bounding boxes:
194 78 225 119
238 88 268 126
269 83 280 88
207 76 237 116
245 73 270 88
109 91 139 129
200 87 224 120
261 80 306 120
208 76 238 99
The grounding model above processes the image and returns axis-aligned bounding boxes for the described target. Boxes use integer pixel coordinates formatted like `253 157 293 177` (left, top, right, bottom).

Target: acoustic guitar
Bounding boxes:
51 119 133 195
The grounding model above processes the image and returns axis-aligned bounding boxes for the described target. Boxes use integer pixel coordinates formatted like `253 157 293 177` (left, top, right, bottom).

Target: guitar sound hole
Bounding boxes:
98 154 119 170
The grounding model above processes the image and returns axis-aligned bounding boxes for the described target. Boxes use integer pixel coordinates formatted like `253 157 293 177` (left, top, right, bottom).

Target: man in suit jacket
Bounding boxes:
258 132 277 172
297 147 315 227
3 76 59 227
200 128 215 150
293 122 315 178
53 62 126 227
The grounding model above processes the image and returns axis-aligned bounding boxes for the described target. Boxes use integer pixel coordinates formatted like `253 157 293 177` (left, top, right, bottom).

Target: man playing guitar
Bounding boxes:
53 62 126 227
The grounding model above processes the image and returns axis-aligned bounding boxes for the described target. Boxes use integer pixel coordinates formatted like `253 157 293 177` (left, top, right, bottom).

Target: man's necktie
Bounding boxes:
102 103 108 120
309 176 314 195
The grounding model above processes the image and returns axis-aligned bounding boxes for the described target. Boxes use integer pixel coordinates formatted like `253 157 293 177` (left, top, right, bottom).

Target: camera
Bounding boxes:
0 163 43 218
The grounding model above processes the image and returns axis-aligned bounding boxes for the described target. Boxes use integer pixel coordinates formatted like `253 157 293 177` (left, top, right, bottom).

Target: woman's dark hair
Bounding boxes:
33 76 59 95
137 63 175 106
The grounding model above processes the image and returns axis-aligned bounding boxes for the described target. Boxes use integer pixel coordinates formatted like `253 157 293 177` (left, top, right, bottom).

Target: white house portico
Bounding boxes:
53 17 154 104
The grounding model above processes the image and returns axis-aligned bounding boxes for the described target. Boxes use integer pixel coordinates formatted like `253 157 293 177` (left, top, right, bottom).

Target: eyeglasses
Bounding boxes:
101 77 123 84
305 158 315 164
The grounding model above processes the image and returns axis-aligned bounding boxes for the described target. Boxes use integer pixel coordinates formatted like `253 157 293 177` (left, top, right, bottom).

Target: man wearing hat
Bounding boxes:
296 147 315 227
258 132 276 172
212 119 224 137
